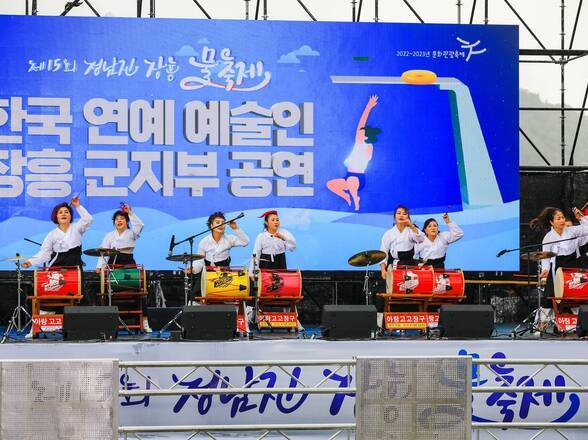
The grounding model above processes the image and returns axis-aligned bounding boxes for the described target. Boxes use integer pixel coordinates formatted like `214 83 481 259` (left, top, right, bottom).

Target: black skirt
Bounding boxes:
50 245 83 268
388 249 416 267
107 253 136 266
259 252 287 270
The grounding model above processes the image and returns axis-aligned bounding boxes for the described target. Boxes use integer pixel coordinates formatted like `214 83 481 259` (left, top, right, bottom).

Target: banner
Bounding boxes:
0 339 586 439
0 16 519 270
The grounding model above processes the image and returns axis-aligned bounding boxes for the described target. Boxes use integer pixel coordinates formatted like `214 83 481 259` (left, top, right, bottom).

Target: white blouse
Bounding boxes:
380 225 424 264
96 212 144 269
249 228 296 273
415 222 464 260
28 205 93 266
191 228 249 273
541 218 588 272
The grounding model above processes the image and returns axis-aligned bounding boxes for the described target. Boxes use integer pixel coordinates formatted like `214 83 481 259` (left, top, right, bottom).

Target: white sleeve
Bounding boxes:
191 240 206 274
541 235 553 272
249 234 263 274
380 231 390 254
442 222 464 244
229 228 249 247
129 211 144 239
96 233 111 269
281 229 296 251
410 228 424 244
27 233 55 266
414 241 423 259
74 204 93 234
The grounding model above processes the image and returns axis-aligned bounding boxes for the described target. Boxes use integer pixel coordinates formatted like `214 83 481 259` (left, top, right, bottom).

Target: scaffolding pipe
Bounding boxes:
560 0 566 165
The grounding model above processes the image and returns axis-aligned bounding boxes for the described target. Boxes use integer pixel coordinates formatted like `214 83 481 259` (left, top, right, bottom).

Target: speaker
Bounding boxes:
576 305 588 337
63 306 119 341
147 307 182 331
181 305 236 340
438 304 494 338
321 304 377 339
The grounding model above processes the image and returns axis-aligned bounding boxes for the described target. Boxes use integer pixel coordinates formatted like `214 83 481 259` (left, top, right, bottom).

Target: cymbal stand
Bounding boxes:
182 257 191 306
1 255 32 343
362 263 371 305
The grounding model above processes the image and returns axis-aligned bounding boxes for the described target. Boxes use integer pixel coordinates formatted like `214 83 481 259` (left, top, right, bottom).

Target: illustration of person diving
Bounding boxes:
326 95 380 211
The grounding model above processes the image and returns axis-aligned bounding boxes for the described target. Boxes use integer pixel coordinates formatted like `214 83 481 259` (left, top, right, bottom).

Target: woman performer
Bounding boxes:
327 95 380 211
192 211 249 274
22 196 92 337
94 204 149 332
530 206 588 297
23 195 92 270
249 210 296 275
379 205 424 280
95 204 144 270
415 213 464 269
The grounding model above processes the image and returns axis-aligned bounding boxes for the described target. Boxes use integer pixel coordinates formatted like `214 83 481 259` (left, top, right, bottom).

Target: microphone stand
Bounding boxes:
169 213 245 301
497 234 587 337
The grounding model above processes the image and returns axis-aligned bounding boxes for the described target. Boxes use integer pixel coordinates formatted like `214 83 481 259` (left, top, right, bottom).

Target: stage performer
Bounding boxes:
95 204 144 270
379 205 424 279
23 195 92 270
530 206 588 297
415 213 464 269
191 211 249 273
326 95 380 211
249 210 296 275
22 196 93 337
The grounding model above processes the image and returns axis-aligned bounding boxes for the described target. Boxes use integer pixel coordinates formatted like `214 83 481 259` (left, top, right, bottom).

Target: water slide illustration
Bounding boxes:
330 74 503 207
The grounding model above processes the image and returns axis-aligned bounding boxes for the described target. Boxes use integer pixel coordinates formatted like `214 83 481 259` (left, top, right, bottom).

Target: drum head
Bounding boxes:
201 266 207 297
554 267 563 298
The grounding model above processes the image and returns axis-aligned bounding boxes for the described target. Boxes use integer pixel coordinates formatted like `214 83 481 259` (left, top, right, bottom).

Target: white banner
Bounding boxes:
1 339 587 439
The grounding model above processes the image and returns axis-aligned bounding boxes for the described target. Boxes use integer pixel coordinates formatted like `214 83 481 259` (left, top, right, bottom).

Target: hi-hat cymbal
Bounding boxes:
520 251 557 261
83 247 120 257
1 254 31 262
348 250 387 267
166 253 205 262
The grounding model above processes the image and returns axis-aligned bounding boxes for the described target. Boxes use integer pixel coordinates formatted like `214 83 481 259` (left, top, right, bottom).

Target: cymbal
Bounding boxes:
1 254 30 262
520 251 557 261
348 250 387 267
83 247 120 257
166 253 205 262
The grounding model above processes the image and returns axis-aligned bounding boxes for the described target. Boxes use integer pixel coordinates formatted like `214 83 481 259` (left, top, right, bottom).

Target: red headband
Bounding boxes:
259 210 278 218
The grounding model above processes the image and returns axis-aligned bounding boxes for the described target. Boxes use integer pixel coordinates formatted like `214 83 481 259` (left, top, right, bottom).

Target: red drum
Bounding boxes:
34 266 81 297
257 269 302 298
555 267 588 299
432 269 465 297
387 266 434 294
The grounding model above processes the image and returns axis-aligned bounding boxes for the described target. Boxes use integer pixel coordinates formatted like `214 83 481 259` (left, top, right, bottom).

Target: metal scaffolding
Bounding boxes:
8 0 588 168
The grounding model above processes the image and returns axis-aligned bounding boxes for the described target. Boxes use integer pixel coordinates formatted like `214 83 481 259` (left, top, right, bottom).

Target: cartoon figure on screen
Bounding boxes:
326 95 380 211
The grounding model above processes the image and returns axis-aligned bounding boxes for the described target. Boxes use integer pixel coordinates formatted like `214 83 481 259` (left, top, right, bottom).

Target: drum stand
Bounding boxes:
102 255 132 334
153 279 167 308
512 259 549 338
1 257 32 343
361 263 372 305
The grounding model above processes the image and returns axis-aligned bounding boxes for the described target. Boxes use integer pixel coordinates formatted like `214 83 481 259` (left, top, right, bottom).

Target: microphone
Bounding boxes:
168 235 175 257
496 249 508 257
